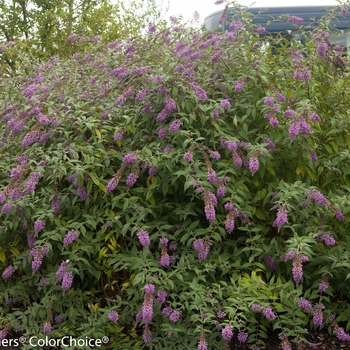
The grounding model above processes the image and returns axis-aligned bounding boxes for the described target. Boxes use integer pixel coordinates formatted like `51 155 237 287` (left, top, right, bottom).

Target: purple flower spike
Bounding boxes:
262 307 275 320
2 265 15 279
137 229 150 248
222 325 233 341
63 231 79 247
237 332 248 343
34 220 45 234
263 96 274 106
318 280 329 292
43 322 51 335
144 283 155 294
248 156 259 176
313 305 324 326
297 298 313 311
108 311 119 323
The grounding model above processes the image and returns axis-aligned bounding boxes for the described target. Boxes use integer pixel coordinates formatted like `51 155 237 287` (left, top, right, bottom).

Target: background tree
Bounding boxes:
0 0 169 74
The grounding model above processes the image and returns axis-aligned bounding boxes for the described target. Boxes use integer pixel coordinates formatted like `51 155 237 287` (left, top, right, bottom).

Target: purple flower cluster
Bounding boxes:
222 325 233 341
264 96 275 106
279 333 292 350
313 304 324 326
39 277 48 286
203 191 217 223
289 118 312 139
297 298 313 311
135 90 146 102
169 119 183 132
207 169 218 184
334 325 350 341
157 126 167 139
193 239 212 261
162 306 173 317
262 137 275 149
143 325 152 343
77 186 88 200
29 246 50 274
169 310 182 322
123 152 138 164
318 280 329 292
139 284 155 342
291 254 309 286
217 186 226 198
209 150 221 160
137 229 150 248
126 172 138 187
22 129 40 148
250 304 262 312
220 99 231 109
17 155 28 165
62 271 73 292
27 235 36 248
293 69 311 81
263 255 277 270
217 311 226 318
323 234 335 246
224 204 238 233
106 178 117 193
248 156 259 176
273 206 288 230
316 43 327 58
34 220 45 234
183 151 193 161
237 332 248 343
211 50 222 63
221 139 238 152
55 261 73 292
43 322 51 335
54 315 64 323
310 151 318 162
190 83 208 102
156 290 167 304
275 92 286 102
256 26 266 34
1 203 13 214
159 237 171 267
198 333 208 350
156 97 177 122
262 307 276 320
25 172 42 192
63 231 79 247
283 109 295 118
307 189 329 208
169 241 177 250
148 166 158 177
334 209 345 221
108 311 119 323
286 15 304 24
310 113 321 122
113 130 125 141
234 80 244 92
56 261 69 279
233 152 243 167
2 265 15 279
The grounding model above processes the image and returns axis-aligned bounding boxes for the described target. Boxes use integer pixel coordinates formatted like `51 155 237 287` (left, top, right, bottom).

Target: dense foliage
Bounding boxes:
1 1 350 349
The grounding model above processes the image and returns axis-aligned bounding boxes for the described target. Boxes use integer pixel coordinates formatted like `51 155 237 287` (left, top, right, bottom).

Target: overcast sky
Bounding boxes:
167 0 341 22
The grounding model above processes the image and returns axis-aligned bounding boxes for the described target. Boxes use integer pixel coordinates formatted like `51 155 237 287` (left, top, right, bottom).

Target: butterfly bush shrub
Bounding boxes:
0 2 350 349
